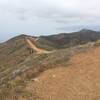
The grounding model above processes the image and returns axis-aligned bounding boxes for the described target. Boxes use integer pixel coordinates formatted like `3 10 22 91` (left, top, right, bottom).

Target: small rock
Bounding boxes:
32 78 39 82
52 74 56 78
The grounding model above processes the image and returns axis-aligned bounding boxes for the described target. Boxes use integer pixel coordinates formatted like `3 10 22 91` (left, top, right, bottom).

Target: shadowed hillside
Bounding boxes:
41 29 100 48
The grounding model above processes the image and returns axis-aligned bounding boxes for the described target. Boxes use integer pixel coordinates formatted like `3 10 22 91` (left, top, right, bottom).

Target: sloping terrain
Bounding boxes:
42 29 100 48
0 35 31 85
26 38 49 54
33 36 57 50
0 43 98 100
26 46 100 100
0 29 100 100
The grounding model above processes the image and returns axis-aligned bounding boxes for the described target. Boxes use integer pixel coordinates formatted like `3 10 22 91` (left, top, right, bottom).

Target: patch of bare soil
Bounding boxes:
26 38 49 54
25 47 100 100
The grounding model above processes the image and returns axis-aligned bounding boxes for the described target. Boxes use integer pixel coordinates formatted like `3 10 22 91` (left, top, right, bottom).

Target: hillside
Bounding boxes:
41 29 100 48
26 46 100 100
0 29 100 100
0 35 30 83
1 41 100 100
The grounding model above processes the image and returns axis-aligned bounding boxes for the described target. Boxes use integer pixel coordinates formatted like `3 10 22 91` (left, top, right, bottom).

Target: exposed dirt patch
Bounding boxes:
26 47 100 100
26 38 49 54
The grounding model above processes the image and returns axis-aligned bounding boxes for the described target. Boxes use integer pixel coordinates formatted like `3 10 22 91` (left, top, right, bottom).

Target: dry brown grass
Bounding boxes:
26 46 100 100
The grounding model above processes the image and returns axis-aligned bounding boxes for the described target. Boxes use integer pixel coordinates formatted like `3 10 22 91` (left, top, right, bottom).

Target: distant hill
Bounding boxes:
1 29 100 50
0 29 100 74
40 29 100 48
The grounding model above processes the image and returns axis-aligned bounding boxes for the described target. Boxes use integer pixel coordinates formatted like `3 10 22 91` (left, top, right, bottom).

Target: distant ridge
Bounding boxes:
1 29 100 49
79 29 96 32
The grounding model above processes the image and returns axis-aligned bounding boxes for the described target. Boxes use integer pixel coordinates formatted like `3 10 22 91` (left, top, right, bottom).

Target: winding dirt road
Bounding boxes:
26 38 49 54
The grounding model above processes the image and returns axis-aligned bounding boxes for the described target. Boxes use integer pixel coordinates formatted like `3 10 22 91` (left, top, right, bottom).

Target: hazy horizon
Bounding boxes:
0 0 100 42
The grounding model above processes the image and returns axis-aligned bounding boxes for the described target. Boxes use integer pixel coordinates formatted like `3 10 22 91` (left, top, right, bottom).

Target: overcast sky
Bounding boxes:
0 0 100 42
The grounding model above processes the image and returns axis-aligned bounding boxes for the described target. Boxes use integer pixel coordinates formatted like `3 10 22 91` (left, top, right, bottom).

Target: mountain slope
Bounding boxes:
0 29 100 100
26 46 100 100
0 29 100 86
41 29 100 48
0 35 32 86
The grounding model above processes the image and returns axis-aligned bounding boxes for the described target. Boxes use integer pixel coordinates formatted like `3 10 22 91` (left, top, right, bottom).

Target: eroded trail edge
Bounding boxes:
26 38 49 54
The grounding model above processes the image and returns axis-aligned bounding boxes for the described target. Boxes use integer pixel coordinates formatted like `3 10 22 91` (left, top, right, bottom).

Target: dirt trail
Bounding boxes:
26 38 49 54
26 46 100 100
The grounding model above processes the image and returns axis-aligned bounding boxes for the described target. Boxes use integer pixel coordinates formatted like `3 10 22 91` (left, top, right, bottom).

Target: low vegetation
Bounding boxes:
0 30 100 99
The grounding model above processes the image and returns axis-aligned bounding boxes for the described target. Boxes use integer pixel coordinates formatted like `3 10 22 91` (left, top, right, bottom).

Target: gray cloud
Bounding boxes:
1 0 100 23
0 0 100 41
